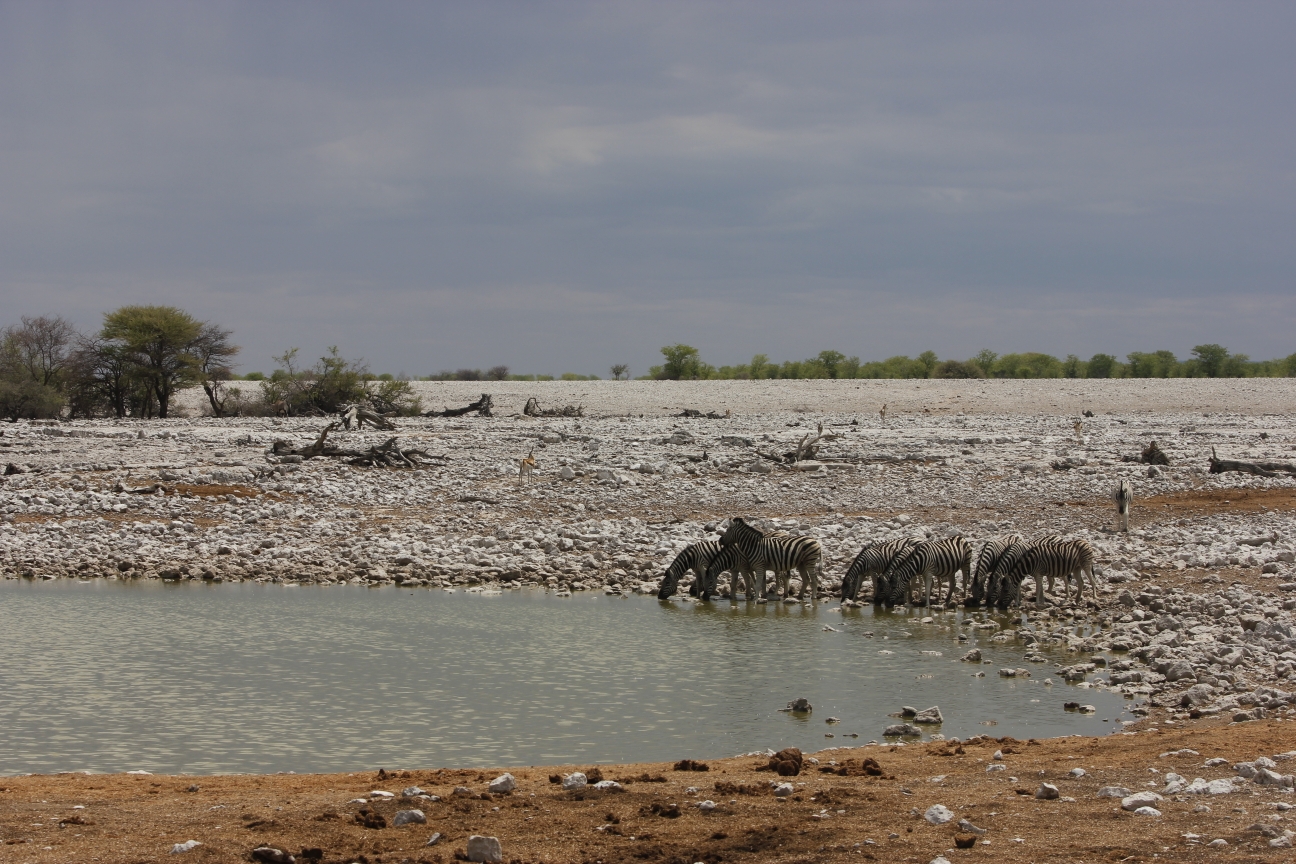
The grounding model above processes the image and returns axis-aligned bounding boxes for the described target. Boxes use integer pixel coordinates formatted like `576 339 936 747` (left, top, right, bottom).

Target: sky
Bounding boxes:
1 1 1293 376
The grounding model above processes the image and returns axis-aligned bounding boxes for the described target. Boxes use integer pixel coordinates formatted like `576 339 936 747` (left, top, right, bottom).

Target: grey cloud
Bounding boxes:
1 1 1293 373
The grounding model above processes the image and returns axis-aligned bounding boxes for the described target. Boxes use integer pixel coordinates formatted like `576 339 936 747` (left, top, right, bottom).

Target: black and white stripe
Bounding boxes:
992 536 1097 610
884 536 972 607
709 517 823 602
967 535 1025 608
1114 480 1133 533
703 541 774 601
841 538 921 603
657 541 723 600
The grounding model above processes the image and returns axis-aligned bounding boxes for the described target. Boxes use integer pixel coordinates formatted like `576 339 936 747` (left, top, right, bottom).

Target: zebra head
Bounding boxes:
718 517 758 548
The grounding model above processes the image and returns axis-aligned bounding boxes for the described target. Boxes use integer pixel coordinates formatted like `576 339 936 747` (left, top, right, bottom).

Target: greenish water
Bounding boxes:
0 581 1130 775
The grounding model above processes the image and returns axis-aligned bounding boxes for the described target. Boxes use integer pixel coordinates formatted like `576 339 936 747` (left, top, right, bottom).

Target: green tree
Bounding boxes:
749 354 771 379
609 364 629 380
1063 355 1083 378
656 344 704 380
100 305 206 418
1189 344 1230 377
817 350 846 379
916 350 939 378
1086 353 1116 379
971 349 998 376
933 359 986 379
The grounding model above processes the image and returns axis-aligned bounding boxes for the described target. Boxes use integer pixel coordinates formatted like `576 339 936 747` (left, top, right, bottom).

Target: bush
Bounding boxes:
0 379 64 420
1086 353 1117 379
932 359 985 379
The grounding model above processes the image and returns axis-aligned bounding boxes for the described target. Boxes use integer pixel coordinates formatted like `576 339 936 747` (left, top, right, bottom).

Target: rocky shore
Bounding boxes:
3 380 1296 729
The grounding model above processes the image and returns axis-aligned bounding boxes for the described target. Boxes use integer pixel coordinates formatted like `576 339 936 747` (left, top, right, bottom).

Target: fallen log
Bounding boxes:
523 397 582 418
339 403 396 431
1141 440 1170 465
271 424 448 468
1208 447 1293 478
426 393 493 418
678 409 727 419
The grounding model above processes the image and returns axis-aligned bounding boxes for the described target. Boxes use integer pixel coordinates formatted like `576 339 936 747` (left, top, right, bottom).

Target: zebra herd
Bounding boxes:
658 518 1097 611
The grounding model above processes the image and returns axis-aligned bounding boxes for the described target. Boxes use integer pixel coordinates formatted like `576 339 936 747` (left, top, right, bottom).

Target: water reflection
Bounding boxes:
0 581 1130 775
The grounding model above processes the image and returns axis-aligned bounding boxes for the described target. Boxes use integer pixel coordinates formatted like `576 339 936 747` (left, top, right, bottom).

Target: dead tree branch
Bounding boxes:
271 424 448 469
340 403 396 431
1208 447 1296 477
523 397 582 418
425 393 493 418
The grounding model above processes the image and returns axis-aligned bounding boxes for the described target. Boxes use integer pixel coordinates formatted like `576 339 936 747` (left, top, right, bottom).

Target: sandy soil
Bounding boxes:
2 721 1294 864
177 378 1296 418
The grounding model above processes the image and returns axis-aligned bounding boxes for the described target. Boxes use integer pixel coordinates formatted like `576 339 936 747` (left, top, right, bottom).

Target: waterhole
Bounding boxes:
0 580 1130 774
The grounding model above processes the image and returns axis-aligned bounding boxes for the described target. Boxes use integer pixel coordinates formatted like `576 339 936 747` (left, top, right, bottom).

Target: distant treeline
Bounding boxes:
642 344 1296 380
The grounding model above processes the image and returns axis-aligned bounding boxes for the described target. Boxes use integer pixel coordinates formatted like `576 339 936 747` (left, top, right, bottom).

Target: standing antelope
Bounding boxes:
518 450 537 484
1114 479 1132 532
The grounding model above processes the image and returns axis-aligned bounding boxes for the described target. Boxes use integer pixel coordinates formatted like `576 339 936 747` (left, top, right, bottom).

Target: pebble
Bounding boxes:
773 783 795 797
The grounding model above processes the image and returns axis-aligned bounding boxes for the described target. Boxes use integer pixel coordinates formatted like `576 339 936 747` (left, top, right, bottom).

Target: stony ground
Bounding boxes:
2 721 1295 864
4 380 1296 861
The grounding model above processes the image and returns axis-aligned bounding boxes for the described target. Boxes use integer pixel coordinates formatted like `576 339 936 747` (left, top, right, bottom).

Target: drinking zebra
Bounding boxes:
657 541 726 600
883 536 972 607
709 517 823 603
965 535 1024 608
702 540 780 602
1114 479 1132 533
991 536 1097 610
840 538 922 603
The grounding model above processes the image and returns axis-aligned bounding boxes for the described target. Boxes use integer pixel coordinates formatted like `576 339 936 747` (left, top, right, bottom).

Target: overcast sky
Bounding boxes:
1 2 1292 376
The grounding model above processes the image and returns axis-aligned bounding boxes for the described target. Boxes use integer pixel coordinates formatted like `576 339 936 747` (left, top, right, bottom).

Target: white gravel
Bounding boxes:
4 380 1296 723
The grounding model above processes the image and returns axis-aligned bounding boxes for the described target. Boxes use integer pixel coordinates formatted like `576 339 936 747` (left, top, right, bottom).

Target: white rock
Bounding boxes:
592 780 624 793
697 799 717 811
488 773 516 794
1036 783 1060 800
562 772 587 790
773 782 795 797
1121 792 1163 811
1097 786 1132 798
1133 806 1162 817
466 835 503 863
370 790 395 798
924 804 955 825
170 840 202 854
393 809 426 826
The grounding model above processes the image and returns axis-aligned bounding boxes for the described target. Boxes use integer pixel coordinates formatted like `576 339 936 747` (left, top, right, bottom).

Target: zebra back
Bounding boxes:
885 536 967 605
996 536 1093 607
844 537 919 600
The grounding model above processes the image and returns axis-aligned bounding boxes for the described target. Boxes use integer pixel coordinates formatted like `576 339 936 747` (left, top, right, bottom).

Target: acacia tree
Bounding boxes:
191 323 241 416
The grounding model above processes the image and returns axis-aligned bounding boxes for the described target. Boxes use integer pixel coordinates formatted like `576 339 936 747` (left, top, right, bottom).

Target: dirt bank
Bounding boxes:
3 721 1294 864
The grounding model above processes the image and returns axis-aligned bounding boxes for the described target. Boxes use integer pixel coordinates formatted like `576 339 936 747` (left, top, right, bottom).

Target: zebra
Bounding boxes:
702 541 780 602
709 517 823 603
840 538 922 603
657 540 767 601
965 535 1024 608
884 536 972 607
992 536 1097 610
1114 480 1132 533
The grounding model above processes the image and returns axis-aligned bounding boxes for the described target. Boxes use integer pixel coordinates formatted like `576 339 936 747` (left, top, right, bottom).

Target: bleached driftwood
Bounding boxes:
340 403 396 431
426 393 493 418
271 423 448 468
523 397 582 418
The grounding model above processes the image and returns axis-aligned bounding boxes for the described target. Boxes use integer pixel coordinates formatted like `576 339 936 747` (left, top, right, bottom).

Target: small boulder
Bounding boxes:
924 804 955 825
170 841 201 854
1035 783 1060 800
488 773 516 794
562 773 587 790
1097 786 1132 798
959 649 982 662
392 809 426 827
252 849 295 864
466 835 503 863
1133 806 1162 817
592 780 624 793
1121 792 1163 811
913 706 943 725
773 782 795 797
884 723 922 738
